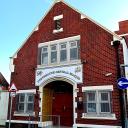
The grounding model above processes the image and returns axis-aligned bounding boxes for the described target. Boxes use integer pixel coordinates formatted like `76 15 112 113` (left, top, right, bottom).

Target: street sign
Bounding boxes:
9 83 17 92
117 77 128 89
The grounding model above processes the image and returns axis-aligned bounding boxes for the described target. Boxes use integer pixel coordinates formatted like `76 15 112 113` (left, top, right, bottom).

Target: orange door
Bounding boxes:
52 93 73 126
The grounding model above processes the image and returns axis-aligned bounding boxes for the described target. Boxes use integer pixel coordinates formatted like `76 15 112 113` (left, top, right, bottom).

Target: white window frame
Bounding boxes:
17 93 34 114
82 85 116 120
39 35 80 67
53 14 63 33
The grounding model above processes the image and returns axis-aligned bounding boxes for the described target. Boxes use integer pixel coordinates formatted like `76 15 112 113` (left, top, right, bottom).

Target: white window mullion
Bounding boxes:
96 91 100 115
57 43 60 64
67 41 70 63
48 44 50 65
24 94 27 113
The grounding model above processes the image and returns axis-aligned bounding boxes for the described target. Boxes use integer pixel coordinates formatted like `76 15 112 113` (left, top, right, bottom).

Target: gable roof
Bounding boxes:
11 0 122 58
0 72 9 87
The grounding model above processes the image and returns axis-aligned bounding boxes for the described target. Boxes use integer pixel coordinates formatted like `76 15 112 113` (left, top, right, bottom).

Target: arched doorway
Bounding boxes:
42 80 73 127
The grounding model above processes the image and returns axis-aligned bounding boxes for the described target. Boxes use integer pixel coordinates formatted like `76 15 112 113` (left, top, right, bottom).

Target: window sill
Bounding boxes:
82 113 117 120
53 28 63 33
14 112 35 117
37 59 81 69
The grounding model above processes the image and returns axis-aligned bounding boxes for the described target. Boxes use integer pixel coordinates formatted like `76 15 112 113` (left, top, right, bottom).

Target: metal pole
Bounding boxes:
9 93 13 128
123 89 128 128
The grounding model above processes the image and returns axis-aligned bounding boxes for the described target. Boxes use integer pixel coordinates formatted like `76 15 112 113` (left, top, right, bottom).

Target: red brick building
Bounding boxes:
7 0 128 128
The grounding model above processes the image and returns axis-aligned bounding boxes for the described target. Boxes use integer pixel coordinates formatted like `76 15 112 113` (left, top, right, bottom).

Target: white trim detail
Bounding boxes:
81 14 86 19
82 85 113 92
38 35 80 47
53 28 63 33
73 123 122 128
14 112 35 117
82 113 116 120
16 89 36 94
6 120 38 124
53 14 63 21
119 33 128 36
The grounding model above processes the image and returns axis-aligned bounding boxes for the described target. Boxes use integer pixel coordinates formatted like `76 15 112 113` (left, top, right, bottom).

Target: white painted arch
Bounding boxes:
38 76 78 127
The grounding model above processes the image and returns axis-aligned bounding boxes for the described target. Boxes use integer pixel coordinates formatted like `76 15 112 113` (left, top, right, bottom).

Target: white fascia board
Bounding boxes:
82 85 113 92
53 14 63 20
38 35 80 47
16 89 36 94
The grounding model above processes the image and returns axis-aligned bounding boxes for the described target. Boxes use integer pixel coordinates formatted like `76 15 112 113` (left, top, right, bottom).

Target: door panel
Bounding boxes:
52 93 73 126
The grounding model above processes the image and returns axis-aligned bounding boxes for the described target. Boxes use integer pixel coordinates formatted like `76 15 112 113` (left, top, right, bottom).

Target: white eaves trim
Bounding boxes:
16 89 36 94
11 0 122 58
82 85 113 92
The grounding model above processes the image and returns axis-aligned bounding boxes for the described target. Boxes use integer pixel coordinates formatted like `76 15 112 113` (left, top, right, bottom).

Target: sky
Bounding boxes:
0 0 128 83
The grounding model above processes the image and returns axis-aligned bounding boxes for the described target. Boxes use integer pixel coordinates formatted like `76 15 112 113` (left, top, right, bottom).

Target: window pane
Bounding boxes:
42 53 48 64
55 20 61 30
87 92 95 101
60 50 67 61
19 94 25 102
88 103 96 112
27 103 34 112
18 103 24 111
42 47 48 52
51 52 57 63
101 93 109 101
28 94 34 102
70 48 78 60
101 103 110 112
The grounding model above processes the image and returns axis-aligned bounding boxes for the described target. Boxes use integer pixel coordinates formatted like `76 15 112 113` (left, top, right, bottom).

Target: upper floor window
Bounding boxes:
51 45 57 63
41 46 48 65
70 41 79 60
38 36 80 66
60 43 67 62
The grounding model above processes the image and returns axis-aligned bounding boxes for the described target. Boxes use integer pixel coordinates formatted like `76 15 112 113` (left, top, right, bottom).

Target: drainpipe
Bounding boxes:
112 40 125 128
120 37 128 128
